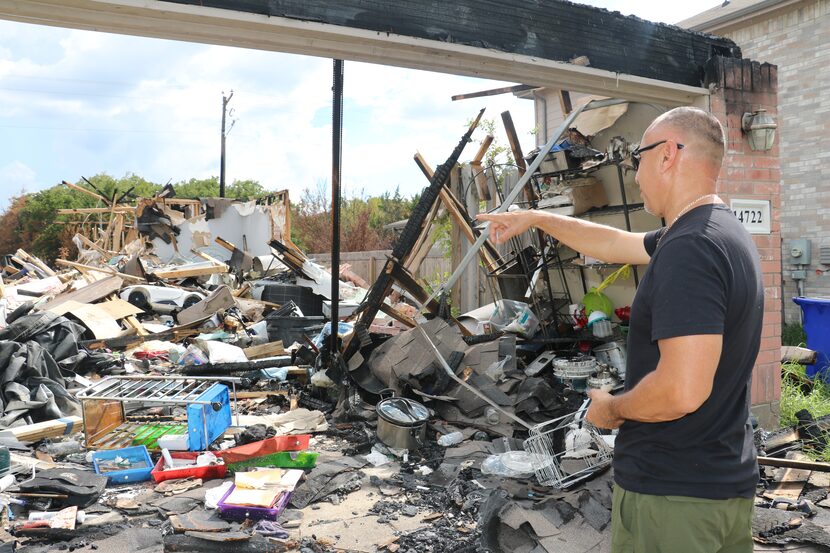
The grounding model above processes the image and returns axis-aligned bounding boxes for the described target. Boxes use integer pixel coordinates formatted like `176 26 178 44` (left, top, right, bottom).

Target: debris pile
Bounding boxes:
0 105 824 552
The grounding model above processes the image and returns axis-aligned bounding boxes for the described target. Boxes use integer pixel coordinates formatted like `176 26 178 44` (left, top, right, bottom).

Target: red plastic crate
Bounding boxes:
151 451 228 483
218 434 310 465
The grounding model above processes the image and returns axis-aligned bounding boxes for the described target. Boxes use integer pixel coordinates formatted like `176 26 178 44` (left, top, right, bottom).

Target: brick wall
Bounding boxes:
706 56 781 422
715 0 830 323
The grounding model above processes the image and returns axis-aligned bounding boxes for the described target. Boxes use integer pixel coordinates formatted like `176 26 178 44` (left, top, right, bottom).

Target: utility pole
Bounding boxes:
330 60 344 363
220 90 234 198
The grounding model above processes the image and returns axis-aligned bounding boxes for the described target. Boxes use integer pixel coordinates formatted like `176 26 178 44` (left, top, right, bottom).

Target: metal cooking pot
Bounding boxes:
593 341 627 377
376 396 429 450
552 356 596 392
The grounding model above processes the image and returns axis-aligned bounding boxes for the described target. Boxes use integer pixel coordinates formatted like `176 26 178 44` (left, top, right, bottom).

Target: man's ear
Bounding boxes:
661 142 680 172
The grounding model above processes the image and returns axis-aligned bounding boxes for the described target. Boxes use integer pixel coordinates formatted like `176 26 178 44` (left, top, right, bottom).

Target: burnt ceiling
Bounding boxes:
161 0 740 87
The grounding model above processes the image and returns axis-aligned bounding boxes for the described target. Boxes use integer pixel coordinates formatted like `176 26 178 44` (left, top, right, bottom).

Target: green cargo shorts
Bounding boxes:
611 484 754 553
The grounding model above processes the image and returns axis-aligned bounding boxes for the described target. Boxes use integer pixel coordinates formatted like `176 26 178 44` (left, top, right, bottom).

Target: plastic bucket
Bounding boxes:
792 297 830 380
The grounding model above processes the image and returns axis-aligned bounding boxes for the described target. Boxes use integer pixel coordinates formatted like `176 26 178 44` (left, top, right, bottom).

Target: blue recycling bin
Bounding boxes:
792 297 830 380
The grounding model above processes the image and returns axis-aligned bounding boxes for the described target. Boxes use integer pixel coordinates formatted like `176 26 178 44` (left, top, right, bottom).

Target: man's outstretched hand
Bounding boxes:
476 211 534 245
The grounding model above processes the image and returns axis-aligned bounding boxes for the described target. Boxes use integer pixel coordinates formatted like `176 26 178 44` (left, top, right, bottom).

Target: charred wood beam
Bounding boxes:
161 0 740 87
180 357 294 376
348 109 485 358
412 153 501 271
388 260 441 313
82 328 200 350
378 302 417 328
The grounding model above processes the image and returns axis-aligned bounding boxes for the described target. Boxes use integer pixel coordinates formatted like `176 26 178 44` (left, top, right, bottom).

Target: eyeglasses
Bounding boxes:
631 140 684 170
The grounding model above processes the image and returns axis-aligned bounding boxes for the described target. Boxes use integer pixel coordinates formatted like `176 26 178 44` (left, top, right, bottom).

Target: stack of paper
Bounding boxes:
223 486 281 508
224 468 304 508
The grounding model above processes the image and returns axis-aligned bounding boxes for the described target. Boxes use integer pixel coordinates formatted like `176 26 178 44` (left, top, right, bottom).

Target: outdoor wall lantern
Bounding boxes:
741 109 777 151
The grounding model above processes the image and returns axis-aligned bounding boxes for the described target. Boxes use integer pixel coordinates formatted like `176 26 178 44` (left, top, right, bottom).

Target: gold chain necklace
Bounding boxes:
656 193 718 247
669 193 718 228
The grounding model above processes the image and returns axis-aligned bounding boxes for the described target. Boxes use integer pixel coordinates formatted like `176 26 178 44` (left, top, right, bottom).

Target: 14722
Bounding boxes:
733 209 763 224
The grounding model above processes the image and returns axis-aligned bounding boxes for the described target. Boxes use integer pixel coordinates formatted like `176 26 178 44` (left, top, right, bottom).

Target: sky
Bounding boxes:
0 1 721 210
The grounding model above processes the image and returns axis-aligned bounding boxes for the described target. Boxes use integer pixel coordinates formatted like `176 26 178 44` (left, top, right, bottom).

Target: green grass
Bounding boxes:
779 361 830 462
782 323 807 347
779 361 830 425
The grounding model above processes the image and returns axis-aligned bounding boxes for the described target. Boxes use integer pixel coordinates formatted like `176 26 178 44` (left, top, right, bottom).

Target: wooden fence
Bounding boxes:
310 248 451 292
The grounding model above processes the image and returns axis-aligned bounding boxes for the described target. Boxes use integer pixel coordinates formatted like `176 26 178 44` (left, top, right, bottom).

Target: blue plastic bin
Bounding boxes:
92 445 154 484
792 297 830 380
187 383 232 451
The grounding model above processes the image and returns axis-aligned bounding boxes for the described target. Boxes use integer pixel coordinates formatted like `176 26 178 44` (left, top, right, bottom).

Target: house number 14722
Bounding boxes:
729 199 771 235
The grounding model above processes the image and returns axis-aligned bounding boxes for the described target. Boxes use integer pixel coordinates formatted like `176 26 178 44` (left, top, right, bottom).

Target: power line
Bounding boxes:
0 123 207 134
0 82 291 101
1 73 191 88
0 85 147 100
0 123 262 139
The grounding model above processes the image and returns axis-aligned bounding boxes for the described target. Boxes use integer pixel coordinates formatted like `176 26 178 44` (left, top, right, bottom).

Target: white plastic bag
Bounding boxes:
181 344 209 366
203 341 248 364
481 451 537 478
204 481 234 510
494 300 539 337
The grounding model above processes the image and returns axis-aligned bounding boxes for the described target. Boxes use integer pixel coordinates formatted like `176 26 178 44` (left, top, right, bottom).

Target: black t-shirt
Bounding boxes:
612 203 763 499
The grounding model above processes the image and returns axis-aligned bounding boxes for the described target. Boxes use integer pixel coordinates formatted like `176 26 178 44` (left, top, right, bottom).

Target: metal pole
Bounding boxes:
615 162 639 287
220 91 233 198
330 59 344 358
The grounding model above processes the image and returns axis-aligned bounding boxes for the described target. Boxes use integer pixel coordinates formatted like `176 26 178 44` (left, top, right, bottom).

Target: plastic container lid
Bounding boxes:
586 310 609 326
793 297 830 307
377 398 429 427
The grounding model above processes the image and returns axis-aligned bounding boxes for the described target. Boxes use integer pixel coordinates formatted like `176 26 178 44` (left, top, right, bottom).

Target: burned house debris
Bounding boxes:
0 90 815 553
0 0 794 549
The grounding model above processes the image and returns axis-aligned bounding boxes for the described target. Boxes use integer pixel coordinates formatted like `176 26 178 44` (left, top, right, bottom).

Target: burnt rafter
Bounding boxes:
161 0 740 87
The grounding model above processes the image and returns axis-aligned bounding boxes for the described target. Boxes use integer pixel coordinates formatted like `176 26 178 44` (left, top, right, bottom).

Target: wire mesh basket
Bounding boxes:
523 408 613 488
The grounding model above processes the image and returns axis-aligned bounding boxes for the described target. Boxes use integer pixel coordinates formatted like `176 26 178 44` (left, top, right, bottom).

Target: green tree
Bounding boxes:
172 176 266 199
5 183 95 261
81 172 161 202
0 195 29 256
290 181 419 254
368 187 420 230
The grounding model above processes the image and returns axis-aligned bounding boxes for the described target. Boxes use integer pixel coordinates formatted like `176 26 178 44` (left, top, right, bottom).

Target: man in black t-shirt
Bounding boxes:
478 107 762 553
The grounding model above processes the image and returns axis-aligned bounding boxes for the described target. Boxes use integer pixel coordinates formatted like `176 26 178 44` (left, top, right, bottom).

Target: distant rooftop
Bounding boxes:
678 0 800 31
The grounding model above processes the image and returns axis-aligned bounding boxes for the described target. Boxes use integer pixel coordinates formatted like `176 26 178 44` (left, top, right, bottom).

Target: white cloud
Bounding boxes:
0 161 38 207
5 4 711 209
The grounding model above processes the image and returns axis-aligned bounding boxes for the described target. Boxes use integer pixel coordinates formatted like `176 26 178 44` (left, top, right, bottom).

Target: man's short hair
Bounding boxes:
654 107 725 166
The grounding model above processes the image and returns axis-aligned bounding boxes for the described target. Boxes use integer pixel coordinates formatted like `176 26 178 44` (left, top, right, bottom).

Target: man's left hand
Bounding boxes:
586 389 624 429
